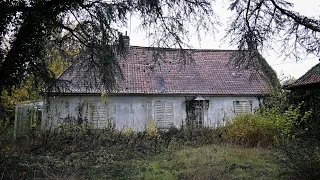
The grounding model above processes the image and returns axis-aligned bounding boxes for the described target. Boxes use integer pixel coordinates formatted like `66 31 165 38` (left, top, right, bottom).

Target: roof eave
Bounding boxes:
45 92 269 97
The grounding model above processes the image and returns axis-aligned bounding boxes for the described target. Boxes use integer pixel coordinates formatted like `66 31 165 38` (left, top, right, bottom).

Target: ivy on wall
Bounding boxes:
288 86 320 139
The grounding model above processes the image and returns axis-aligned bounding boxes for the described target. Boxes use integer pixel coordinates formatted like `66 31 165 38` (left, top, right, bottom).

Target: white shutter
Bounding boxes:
234 102 244 113
155 101 165 128
90 103 108 128
234 101 252 114
108 104 116 124
90 104 99 127
99 104 108 128
165 102 174 127
155 101 174 129
242 102 251 112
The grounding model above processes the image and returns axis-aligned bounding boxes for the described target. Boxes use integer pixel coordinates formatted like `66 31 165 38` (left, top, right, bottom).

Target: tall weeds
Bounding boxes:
0 123 222 179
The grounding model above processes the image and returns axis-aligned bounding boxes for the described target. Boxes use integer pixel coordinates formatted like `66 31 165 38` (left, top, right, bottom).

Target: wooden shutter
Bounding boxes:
90 104 99 127
99 104 108 128
234 101 252 114
242 102 251 112
90 103 108 128
155 101 174 129
155 101 165 128
165 102 174 127
108 104 117 124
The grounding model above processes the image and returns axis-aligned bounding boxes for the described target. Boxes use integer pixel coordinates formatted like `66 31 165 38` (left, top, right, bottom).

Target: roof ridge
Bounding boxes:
129 45 244 52
284 62 320 89
292 63 320 85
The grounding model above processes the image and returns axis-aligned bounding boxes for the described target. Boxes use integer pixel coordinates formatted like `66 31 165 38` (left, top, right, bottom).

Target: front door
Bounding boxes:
186 100 207 128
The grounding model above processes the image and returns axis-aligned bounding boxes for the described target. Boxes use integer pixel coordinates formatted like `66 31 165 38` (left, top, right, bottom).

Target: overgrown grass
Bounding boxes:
1 121 319 179
0 126 166 179
135 144 283 179
0 126 286 179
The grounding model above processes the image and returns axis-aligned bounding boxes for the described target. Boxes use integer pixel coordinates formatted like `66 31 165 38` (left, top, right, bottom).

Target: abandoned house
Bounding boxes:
42 42 274 131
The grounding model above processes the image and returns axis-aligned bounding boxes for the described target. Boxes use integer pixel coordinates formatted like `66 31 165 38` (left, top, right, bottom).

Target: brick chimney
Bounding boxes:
123 31 130 54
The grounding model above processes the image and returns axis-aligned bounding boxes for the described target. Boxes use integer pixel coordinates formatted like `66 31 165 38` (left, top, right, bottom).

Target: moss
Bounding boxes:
257 54 280 89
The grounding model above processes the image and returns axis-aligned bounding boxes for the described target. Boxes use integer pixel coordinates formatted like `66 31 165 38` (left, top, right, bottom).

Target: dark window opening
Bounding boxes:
186 100 208 128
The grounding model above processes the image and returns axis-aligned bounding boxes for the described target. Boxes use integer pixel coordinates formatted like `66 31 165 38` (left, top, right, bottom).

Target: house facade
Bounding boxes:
43 46 272 131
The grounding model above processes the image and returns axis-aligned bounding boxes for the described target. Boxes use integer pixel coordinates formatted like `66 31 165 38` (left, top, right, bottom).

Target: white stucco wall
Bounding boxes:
43 94 261 131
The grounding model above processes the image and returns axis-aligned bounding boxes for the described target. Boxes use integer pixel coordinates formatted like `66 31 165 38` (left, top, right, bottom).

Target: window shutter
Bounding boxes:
242 102 251 112
155 101 165 128
90 104 99 126
99 104 108 128
155 101 174 129
108 104 117 124
165 102 173 127
90 103 109 128
234 102 244 113
234 101 252 114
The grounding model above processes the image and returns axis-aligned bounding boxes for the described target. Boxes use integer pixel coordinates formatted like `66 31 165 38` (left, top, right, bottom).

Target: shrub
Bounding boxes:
287 88 320 139
260 104 310 144
225 113 274 147
146 120 160 140
225 104 310 147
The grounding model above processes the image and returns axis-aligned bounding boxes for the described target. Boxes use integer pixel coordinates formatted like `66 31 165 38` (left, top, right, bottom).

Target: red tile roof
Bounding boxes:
285 63 320 89
56 46 271 95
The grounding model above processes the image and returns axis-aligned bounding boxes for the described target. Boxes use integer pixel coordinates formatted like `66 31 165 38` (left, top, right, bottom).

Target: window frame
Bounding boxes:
154 101 174 129
233 100 252 114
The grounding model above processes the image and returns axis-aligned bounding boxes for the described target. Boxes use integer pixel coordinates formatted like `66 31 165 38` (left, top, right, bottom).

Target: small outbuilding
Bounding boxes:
15 100 43 137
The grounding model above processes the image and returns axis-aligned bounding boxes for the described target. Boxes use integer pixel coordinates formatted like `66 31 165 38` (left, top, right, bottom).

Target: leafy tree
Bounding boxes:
0 48 70 126
1 74 42 127
0 0 215 92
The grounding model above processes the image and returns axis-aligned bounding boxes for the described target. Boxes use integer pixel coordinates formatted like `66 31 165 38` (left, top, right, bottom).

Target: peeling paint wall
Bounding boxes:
43 95 260 131
205 96 260 127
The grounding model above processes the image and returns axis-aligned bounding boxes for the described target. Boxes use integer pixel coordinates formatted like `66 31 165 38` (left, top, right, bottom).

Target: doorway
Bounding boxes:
186 100 208 128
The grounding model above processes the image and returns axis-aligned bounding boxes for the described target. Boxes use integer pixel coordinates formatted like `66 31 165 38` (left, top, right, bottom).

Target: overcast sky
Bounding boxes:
125 0 320 79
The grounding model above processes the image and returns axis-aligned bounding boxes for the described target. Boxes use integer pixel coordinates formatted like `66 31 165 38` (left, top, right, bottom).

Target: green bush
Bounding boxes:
225 113 274 147
287 88 320 139
225 104 310 147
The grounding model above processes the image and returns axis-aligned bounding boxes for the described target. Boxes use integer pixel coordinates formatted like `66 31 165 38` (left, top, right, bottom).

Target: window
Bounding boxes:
186 100 206 128
15 106 42 131
108 104 117 125
90 103 116 128
155 101 174 129
233 101 252 114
